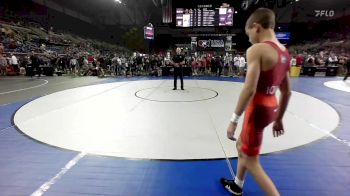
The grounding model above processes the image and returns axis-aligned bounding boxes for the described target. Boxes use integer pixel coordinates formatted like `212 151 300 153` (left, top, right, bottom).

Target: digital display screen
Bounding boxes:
176 7 234 27
276 32 291 40
144 26 154 40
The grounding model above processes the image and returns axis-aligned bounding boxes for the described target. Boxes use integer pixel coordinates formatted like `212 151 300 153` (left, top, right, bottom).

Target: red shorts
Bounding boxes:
240 93 278 156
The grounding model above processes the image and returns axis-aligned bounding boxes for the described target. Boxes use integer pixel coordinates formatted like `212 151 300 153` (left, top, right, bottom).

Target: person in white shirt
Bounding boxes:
11 53 19 74
238 55 246 76
290 56 297 67
70 57 78 75
239 55 246 67
236 56 246 76
11 53 18 65
328 54 338 66
233 55 240 76
333 56 338 63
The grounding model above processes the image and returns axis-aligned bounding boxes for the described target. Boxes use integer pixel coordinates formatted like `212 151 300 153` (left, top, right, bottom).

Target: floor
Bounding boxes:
0 76 349 196
324 80 350 93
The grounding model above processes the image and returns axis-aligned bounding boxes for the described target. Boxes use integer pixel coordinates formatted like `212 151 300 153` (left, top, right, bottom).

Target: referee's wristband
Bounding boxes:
230 113 240 124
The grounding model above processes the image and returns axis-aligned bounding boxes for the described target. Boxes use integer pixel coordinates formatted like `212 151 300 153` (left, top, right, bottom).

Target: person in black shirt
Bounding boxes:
136 53 143 76
30 51 40 77
344 57 350 81
171 48 185 90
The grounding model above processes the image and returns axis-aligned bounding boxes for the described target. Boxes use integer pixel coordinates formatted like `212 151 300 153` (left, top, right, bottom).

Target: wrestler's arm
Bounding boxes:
276 74 292 121
272 72 291 137
171 56 178 67
179 56 185 67
233 45 262 117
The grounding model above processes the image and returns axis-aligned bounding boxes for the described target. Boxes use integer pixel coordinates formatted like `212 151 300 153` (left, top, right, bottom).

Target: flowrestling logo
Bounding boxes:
198 40 210 48
315 10 335 17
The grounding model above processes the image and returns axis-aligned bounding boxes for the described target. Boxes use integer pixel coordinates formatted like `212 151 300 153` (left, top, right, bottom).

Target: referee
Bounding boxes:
172 48 185 90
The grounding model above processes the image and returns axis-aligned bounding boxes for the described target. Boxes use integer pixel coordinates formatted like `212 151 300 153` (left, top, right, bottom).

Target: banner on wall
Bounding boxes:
198 39 225 48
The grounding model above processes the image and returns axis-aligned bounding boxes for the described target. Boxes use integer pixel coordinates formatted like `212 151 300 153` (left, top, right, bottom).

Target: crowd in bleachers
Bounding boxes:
0 15 134 77
288 27 350 72
0 15 247 78
1 13 349 78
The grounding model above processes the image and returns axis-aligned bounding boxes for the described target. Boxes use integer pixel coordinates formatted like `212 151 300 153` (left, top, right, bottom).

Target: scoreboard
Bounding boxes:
176 6 234 27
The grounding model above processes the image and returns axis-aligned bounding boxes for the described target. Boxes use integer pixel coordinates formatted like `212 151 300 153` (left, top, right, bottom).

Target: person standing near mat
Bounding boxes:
343 56 350 81
220 8 292 196
0 44 7 76
171 47 185 90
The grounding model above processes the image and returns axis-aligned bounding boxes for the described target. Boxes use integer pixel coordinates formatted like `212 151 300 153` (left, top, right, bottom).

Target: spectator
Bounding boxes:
70 56 78 75
238 54 246 76
10 53 19 74
0 44 7 76
233 54 240 76
296 53 304 66
111 54 118 76
117 56 122 75
290 55 297 67
305 55 315 66
344 56 350 81
30 51 40 77
314 54 325 67
327 53 338 66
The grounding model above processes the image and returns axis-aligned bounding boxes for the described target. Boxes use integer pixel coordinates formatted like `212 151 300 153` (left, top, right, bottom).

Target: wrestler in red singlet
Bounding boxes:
221 8 292 196
240 41 291 156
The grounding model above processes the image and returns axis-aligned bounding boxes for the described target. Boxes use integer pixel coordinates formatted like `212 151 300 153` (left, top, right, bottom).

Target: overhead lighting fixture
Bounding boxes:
115 0 122 4
241 0 249 10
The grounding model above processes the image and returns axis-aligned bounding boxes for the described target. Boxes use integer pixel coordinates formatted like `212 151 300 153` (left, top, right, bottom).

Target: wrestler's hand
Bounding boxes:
272 120 285 137
227 122 237 141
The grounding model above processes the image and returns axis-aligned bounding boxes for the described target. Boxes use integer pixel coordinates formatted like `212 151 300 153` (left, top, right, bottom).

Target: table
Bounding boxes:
302 66 338 77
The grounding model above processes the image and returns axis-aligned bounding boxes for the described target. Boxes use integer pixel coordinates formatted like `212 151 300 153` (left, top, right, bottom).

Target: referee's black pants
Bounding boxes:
174 67 183 89
344 68 350 81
